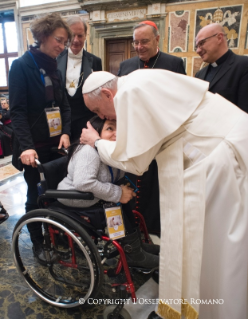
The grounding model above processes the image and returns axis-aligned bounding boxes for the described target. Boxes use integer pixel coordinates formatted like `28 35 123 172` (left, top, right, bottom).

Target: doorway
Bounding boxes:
106 38 136 75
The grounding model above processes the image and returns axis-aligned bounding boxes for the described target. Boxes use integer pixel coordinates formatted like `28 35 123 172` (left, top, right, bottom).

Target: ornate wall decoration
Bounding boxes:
168 10 190 52
107 9 146 23
195 5 243 49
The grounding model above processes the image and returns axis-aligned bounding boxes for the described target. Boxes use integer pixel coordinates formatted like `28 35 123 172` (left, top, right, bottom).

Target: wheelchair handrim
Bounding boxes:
12 216 95 308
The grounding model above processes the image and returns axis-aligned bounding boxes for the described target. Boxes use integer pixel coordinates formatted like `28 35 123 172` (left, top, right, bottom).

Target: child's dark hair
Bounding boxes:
66 115 107 165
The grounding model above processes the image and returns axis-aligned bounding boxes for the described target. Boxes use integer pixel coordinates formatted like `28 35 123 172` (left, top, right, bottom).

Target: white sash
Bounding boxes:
156 138 206 319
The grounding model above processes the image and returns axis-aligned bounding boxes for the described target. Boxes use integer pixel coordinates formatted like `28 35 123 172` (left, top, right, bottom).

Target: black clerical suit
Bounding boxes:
57 49 102 141
195 50 248 113
118 51 186 234
118 51 185 76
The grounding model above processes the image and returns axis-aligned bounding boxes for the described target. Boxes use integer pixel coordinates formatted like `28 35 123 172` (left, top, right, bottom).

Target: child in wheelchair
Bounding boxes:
57 115 159 269
12 115 159 310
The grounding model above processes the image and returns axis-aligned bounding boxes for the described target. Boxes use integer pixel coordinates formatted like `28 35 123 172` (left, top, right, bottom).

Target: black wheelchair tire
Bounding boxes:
12 209 104 308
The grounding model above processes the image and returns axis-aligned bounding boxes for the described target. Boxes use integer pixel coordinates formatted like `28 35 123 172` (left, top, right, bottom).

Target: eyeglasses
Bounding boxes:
53 36 70 49
195 33 218 51
132 38 153 47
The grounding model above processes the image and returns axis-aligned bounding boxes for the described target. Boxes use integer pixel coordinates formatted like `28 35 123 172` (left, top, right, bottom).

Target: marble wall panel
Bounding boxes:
168 10 190 53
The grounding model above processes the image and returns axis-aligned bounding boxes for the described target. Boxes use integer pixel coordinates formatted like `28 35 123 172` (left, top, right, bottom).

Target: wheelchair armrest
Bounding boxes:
44 190 94 200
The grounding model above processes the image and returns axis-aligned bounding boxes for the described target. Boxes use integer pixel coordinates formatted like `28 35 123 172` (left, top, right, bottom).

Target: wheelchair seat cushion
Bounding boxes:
48 201 106 230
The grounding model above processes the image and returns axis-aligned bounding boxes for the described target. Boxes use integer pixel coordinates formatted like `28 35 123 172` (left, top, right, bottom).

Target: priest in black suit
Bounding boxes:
118 21 185 76
195 23 248 113
57 16 102 141
118 21 186 235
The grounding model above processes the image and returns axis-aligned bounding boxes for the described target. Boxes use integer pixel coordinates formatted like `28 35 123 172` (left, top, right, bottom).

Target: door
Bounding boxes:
106 38 136 75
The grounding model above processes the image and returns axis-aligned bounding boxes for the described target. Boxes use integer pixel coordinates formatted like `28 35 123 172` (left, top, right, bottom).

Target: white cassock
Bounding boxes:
96 69 248 319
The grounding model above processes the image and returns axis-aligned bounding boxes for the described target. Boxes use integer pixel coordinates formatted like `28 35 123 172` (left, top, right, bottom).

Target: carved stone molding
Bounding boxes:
0 1 16 11
78 0 167 12
20 0 81 21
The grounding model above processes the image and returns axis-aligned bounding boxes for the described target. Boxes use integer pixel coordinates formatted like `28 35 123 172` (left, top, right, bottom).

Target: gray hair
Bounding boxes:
66 15 87 33
86 77 118 100
133 23 159 37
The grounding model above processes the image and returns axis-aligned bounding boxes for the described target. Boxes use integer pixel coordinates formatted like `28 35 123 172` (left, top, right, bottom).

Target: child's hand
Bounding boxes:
119 185 136 204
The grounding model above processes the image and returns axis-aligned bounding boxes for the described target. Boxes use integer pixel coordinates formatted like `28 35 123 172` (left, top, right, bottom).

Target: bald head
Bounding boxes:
198 23 225 38
195 23 228 63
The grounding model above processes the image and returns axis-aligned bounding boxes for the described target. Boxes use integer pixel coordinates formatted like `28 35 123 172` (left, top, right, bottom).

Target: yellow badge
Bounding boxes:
104 205 125 240
45 106 62 137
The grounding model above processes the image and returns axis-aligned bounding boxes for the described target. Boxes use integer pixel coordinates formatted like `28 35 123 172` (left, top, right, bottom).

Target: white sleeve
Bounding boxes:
97 139 163 176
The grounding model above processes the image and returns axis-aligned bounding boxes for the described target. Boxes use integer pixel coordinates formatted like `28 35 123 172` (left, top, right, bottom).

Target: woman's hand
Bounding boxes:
119 185 136 204
58 134 70 149
20 149 38 167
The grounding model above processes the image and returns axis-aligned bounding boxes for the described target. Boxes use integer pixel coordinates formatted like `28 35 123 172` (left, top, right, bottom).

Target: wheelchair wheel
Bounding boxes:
103 305 132 319
12 209 103 308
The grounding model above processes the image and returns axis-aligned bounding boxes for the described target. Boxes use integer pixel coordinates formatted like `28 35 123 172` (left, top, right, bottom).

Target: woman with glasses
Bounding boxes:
9 13 71 263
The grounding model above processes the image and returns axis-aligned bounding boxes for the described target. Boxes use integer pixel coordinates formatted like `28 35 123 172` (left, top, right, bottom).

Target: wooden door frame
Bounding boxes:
89 18 165 70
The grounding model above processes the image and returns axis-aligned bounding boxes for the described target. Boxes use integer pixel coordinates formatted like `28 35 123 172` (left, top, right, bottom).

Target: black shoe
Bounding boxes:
32 244 58 265
121 230 159 269
137 228 160 255
142 241 160 255
147 311 163 319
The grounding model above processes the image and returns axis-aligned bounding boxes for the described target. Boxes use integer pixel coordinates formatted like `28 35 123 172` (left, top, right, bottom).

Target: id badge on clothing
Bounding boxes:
45 107 62 137
104 203 125 240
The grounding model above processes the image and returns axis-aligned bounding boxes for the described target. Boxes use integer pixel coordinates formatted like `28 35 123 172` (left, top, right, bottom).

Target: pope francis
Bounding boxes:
80 69 248 319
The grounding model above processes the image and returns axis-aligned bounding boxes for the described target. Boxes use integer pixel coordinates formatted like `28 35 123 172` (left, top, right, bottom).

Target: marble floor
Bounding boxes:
0 156 153 319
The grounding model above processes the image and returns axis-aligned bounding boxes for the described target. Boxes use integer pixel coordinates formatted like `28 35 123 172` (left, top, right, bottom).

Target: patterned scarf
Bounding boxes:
29 46 60 103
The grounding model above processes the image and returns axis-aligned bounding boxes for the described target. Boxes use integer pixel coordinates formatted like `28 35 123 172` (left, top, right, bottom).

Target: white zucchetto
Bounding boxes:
82 71 116 94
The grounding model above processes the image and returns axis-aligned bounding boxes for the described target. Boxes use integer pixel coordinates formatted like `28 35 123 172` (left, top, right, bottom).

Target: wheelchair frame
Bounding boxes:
12 157 152 313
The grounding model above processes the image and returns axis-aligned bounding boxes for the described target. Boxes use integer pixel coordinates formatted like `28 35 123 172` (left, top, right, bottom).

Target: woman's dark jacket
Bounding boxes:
9 51 71 167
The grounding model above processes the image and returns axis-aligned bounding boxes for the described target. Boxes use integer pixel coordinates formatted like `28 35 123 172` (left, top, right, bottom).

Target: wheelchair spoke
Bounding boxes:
12 212 103 308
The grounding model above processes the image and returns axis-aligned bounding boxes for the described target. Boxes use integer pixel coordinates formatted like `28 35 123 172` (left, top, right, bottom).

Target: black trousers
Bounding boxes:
24 144 61 245
126 160 160 235
121 203 136 234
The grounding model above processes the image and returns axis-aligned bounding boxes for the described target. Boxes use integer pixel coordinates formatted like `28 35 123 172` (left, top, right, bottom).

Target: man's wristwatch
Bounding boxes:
94 139 101 151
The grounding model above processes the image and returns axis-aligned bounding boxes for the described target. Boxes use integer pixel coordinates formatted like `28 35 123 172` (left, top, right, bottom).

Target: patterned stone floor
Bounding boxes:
0 156 153 319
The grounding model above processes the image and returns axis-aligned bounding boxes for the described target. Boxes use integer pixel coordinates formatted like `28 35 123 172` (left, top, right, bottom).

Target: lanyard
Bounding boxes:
28 51 45 85
108 166 120 184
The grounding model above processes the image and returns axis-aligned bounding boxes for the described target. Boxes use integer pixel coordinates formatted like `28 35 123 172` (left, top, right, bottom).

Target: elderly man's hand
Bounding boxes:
80 121 100 147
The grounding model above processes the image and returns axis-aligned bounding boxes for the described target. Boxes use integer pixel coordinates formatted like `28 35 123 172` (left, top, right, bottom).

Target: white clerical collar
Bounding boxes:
211 62 218 67
68 47 83 59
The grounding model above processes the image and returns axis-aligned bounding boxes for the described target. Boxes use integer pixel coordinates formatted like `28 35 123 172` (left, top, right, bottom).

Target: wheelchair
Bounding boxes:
12 155 154 317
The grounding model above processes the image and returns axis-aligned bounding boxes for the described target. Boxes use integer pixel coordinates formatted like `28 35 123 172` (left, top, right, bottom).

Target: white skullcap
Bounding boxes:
82 71 116 94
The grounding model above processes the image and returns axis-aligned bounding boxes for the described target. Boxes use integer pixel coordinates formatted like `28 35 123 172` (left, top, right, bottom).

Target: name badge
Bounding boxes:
104 203 125 240
45 107 62 137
